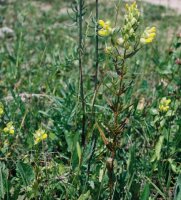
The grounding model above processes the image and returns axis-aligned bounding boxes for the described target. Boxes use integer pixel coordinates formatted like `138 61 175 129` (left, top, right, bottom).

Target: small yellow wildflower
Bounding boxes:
3 122 15 134
159 97 171 112
34 128 48 145
0 102 4 117
140 27 156 44
98 20 112 37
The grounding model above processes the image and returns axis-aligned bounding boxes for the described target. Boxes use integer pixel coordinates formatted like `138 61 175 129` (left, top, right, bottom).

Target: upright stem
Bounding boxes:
87 0 99 180
78 0 86 147
108 56 126 199
95 0 99 90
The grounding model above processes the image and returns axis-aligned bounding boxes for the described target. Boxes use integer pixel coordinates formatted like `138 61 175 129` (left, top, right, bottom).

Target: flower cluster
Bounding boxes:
98 2 156 58
159 97 171 112
140 27 156 44
121 2 140 44
3 122 15 134
0 102 4 118
34 128 47 145
98 20 112 37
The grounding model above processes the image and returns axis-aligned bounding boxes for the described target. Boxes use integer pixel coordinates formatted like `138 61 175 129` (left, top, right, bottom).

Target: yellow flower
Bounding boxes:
98 29 110 37
3 122 15 134
159 97 171 112
41 133 48 140
98 20 105 27
140 27 156 44
98 20 112 37
34 128 47 145
98 20 110 29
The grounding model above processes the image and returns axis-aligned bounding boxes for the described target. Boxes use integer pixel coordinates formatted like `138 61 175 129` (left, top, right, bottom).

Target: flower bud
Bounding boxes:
105 46 112 54
131 17 137 25
117 37 124 45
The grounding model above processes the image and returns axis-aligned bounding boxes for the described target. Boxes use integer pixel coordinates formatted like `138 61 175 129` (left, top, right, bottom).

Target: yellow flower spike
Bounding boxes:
123 1 140 42
159 97 171 112
140 26 156 44
3 122 15 135
34 128 48 145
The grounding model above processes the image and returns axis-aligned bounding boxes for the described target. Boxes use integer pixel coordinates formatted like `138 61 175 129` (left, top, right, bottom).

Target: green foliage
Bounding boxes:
16 162 35 186
0 162 9 199
174 175 181 200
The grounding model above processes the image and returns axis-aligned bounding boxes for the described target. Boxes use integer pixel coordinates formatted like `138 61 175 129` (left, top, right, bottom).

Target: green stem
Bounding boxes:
86 0 99 182
79 0 86 147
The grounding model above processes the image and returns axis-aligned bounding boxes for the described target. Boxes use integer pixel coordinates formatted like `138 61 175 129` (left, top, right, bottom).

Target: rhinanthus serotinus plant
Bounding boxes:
96 1 156 195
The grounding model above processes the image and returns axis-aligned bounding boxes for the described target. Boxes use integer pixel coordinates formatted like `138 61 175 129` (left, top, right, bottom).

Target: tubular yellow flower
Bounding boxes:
147 27 156 33
98 19 112 37
98 29 110 37
140 27 156 44
98 20 105 27
159 97 171 112
34 128 48 145
41 133 48 140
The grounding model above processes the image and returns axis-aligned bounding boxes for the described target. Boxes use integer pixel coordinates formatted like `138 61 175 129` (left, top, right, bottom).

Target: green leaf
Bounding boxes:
16 162 35 186
149 108 159 115
174 175 181 200
175 42 181 49
145 176 166 199
140 184 150 200
76 141 82 166
49 132 57 141
78 190 90 200
168 159 181 174
151 135 164 162
0 162 9 199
